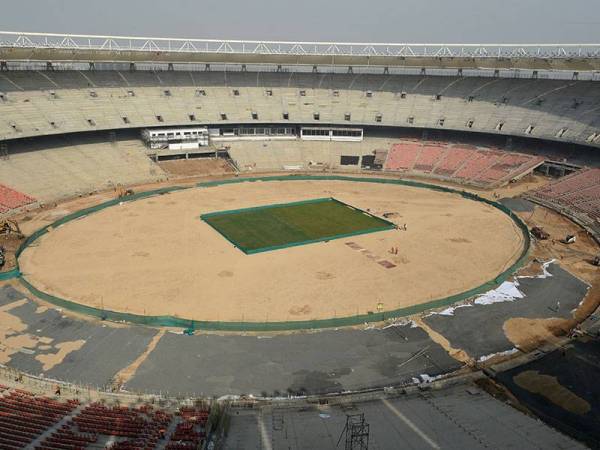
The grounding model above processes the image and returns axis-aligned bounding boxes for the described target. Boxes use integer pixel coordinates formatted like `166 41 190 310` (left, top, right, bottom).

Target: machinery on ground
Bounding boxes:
116 185 135 198
0 220 23 238
531 226 550 240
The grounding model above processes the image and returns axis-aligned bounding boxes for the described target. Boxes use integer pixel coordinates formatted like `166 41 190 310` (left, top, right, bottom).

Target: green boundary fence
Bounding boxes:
6 175 530 331
0 268 20 281
200 197 397 254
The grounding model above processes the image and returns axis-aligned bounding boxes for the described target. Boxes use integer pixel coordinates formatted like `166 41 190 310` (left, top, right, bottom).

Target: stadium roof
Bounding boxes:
1 31 600 71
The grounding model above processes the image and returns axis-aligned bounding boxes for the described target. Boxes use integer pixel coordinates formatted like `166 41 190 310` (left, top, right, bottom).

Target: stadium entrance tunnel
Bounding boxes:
14 175 531 332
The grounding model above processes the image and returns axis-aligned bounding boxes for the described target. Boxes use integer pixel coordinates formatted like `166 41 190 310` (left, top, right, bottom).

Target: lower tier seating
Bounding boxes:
528 168 600 223
0 183 36 214
384 141 544 187
0 385 212 450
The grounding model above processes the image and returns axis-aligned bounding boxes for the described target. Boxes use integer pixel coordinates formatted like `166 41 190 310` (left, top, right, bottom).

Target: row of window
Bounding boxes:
7 112 561 139
46 88 381 99
333 129 363 137
46 90 495 104
222 112 381 122
219 112 382 122
149 130 206 139
1 91 583 111
227 127 295 136
4 89 401 101
300 128 363 137
3 89 392 100
301 128 329 136
0 102 587 142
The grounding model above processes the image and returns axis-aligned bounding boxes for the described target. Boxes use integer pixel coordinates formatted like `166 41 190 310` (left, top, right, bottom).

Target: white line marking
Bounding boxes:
258 413 273 450
382 398 441 449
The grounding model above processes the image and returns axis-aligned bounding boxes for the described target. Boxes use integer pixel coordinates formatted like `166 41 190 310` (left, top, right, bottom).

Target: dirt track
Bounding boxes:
19 180 525 322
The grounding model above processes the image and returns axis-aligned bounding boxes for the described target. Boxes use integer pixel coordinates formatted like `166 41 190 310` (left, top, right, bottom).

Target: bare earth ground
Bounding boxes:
18 180 524 323
499 205 600 352
157 158 234 178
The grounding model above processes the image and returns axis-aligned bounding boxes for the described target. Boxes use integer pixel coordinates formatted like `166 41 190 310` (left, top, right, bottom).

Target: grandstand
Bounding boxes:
1 70 600 150
0 136 165 205
0 383 212 450
526 167 600 229
0 31 600 449
0 388 78 449
384 141 544 187
0 184 35 215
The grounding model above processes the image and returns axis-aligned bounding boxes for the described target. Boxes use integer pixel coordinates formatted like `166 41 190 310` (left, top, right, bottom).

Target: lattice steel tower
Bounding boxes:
338 413 369 450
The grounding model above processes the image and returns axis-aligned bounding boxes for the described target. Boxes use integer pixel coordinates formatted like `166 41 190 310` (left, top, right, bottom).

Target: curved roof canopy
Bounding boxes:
1 31 600 71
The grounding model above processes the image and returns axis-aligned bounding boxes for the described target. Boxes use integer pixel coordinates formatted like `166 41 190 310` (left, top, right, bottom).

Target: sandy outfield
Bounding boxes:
19 179 525 322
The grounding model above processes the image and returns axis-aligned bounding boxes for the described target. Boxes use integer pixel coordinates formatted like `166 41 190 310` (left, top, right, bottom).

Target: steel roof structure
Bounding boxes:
1 31 600 71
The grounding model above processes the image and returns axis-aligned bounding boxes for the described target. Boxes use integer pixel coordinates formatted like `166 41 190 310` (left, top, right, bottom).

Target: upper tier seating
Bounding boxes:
0 71 599 149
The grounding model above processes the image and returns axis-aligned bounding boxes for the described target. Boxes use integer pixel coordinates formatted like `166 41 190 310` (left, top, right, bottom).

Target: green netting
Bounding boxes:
13 175 531 331
0 268 19 281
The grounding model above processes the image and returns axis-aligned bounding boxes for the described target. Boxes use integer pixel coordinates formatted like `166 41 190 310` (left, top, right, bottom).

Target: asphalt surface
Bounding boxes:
499 197 536 213
0 261 590 398
423 263 588 359
497 337 600 449
224 383 584 450
126 324 460 396
0 285 157 388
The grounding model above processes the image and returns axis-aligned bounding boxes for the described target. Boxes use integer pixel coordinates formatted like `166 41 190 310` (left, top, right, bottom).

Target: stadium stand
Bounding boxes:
71 402 172 449
0 383 212 450
0 33 599 450
0 388 78 449
527 168 600 222
413 143 447 172
0 137 165 203
0 129 548 213
453 150 504 180
474 153 544 184
433 146 474 176
226 137 399 172
385 142 421 171
0 183 36 214
0 132 543 212
165 407 209 450
385 141 543 187
0 72 599 149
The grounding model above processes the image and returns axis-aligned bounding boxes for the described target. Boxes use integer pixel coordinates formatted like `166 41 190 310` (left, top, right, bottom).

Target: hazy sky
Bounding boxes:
1 0 599 44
